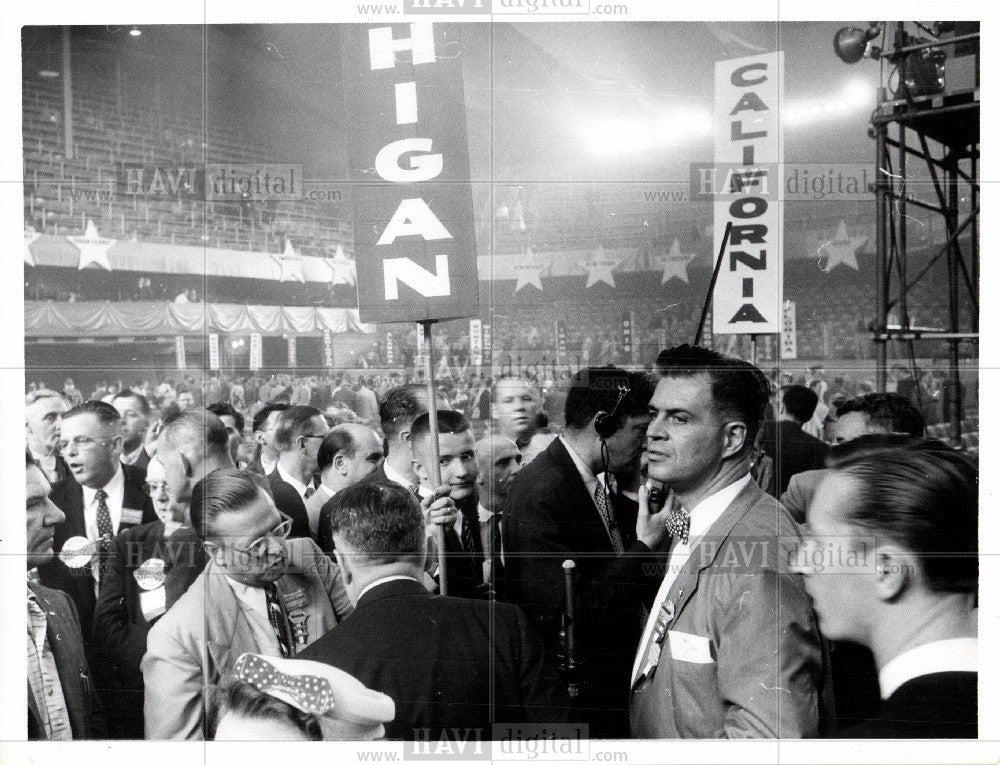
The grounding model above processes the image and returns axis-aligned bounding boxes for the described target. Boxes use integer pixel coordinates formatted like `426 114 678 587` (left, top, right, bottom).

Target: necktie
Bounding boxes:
264 583 292 658
408 484 421 498
304 485 316 500
94 489 113 580
667 506 690 545
594 482 625 554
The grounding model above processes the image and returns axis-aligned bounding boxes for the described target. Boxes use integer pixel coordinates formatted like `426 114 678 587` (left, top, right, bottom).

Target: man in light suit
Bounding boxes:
630 345 827 738
794 437 977 738
141 469 352 739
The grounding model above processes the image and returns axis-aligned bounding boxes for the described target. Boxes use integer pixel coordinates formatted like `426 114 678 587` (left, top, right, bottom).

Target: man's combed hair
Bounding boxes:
327 481 425 565
317 426 359 472
212 676 322 741
836 392 926 437
112 389 152 415
831 436 977 594
159 409 231 455
409 409 472 444
273 406 322 451
189 468 272 542
655 344 770 446
207 402 245 433
378 384 426 439
563 367 655 433
64 399 122 426
252 402 289 434
781 385 819 424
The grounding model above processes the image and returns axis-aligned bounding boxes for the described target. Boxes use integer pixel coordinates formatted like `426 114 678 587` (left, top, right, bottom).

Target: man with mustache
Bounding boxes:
140 468 353 739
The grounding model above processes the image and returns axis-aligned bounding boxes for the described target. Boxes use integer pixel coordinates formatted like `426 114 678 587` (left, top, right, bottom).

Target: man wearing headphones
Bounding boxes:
502 367 669 738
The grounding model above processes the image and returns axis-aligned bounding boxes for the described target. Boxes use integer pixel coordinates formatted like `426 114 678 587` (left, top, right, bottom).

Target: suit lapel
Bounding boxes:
203 567 260 675
666 480 763 623
546 440 612 551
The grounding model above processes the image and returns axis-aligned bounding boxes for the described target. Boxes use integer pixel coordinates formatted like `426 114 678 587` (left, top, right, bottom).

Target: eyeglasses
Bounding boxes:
298 434 326 445
220 513 294 558
57 436 113 453
143 481 168 497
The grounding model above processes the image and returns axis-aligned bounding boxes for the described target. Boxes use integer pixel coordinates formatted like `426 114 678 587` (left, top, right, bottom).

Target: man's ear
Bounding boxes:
399 428 413 445
874 547 911 601
722 421 748 459
333 452 349 476
332 547 352 585
203 541 226 568
411 458 429 485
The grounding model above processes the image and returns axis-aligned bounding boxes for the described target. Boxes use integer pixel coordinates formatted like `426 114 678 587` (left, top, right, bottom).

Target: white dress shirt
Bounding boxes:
305 483 334 537
276 463 311 501
82 465 126 540
631 473 753 685
878 637 978 699
382 461 414 490
225 576 281 656
558 435 616 540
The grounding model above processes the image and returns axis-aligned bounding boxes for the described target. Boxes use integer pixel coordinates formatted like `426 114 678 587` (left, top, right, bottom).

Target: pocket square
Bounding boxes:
667 630 715 664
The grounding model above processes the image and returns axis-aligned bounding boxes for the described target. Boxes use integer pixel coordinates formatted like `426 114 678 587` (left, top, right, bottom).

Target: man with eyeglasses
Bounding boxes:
37 401 156 660
141 468 352 739
93 456 204 739
268 405 330 541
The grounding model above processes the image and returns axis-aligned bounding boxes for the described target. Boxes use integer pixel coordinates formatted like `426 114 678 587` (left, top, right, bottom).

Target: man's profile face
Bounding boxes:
59 413 122 489
296 415 330 472
644 374 730 492
177 391 196 411
219 414 243 464
26 464 66 569
795 472 874 643
207 490 288 586
604 412 653 473
341 427 385 485
832 411 873 444
478 438 522 501
413 430 478 500
26 396 68 452
493 379 539 438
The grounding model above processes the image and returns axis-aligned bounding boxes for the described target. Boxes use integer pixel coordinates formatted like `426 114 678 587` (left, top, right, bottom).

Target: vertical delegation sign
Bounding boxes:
781 300 798 359
343 23 479 324
250 333 263 371
287 337 297 368
208 333 220 371
174 336 186 370
469 319 483 366
712 52 784 335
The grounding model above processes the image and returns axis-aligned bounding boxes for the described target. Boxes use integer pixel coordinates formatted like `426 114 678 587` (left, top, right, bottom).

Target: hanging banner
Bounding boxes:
174 336 186 370
323 330 335 368
621 313 634 361
469 319 483 366
287 336 297 368
554 321 567 366
781 300 798 359
343 23 479 324
710 51 784 335
208 333 220 370
482 322 492 365
249 333 263 371
386 331 395 365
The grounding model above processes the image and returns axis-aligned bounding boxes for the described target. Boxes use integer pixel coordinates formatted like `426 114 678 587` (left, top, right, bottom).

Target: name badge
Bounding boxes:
667 630 715 664
140 586 167 621
121 508 144 526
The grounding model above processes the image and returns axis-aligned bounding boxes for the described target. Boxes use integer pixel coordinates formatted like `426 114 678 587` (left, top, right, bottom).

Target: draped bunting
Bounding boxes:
24 301 374 337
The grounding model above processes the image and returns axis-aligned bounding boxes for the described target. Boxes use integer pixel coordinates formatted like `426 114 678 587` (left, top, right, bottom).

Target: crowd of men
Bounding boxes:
24 346 978 741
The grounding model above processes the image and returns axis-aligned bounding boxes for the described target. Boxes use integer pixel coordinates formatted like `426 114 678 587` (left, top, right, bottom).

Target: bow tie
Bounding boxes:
666 506 690 545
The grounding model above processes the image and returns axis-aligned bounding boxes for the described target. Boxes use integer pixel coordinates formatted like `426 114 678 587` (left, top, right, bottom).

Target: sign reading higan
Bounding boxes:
712 52 784 335
344 23 479 324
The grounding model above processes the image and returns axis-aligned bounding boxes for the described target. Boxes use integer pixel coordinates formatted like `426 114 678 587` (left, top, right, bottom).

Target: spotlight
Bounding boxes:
834 23 882 64
128 26 142 37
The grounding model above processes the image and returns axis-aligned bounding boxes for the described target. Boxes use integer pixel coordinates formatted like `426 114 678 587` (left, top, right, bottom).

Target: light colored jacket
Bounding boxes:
630 481 827 738
141 537 351 739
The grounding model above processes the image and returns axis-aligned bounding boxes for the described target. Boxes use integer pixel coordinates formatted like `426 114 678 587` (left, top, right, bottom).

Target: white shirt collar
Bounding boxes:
120 443 146 466
276 463 309 499
382 461 415 490
683 473 753 544
82 465 126 531
357 574 423 602
558 435 600 496
879 637 978 699
314 483 334 502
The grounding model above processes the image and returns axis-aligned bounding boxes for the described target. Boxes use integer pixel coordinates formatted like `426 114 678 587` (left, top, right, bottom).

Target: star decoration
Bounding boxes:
580 246 621 289
273 239 306 283
326 244 357 286
68 220 116 270
513 247 544 292
817 220 866 272
25 225 40 266
653 238 696 284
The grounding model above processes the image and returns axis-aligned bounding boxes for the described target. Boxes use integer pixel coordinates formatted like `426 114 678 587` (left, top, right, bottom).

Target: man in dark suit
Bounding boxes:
249 402 289 477
92 456 204 739
374 384 452 492
112 390 153 473
26 453 106 740
502 367 666 738
473 434 522 597
409 410 485 598
298 481 566 741
758 384 829 496
630 346 827 739
794 437 977 738
38 401 156 658
268 404 329 540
